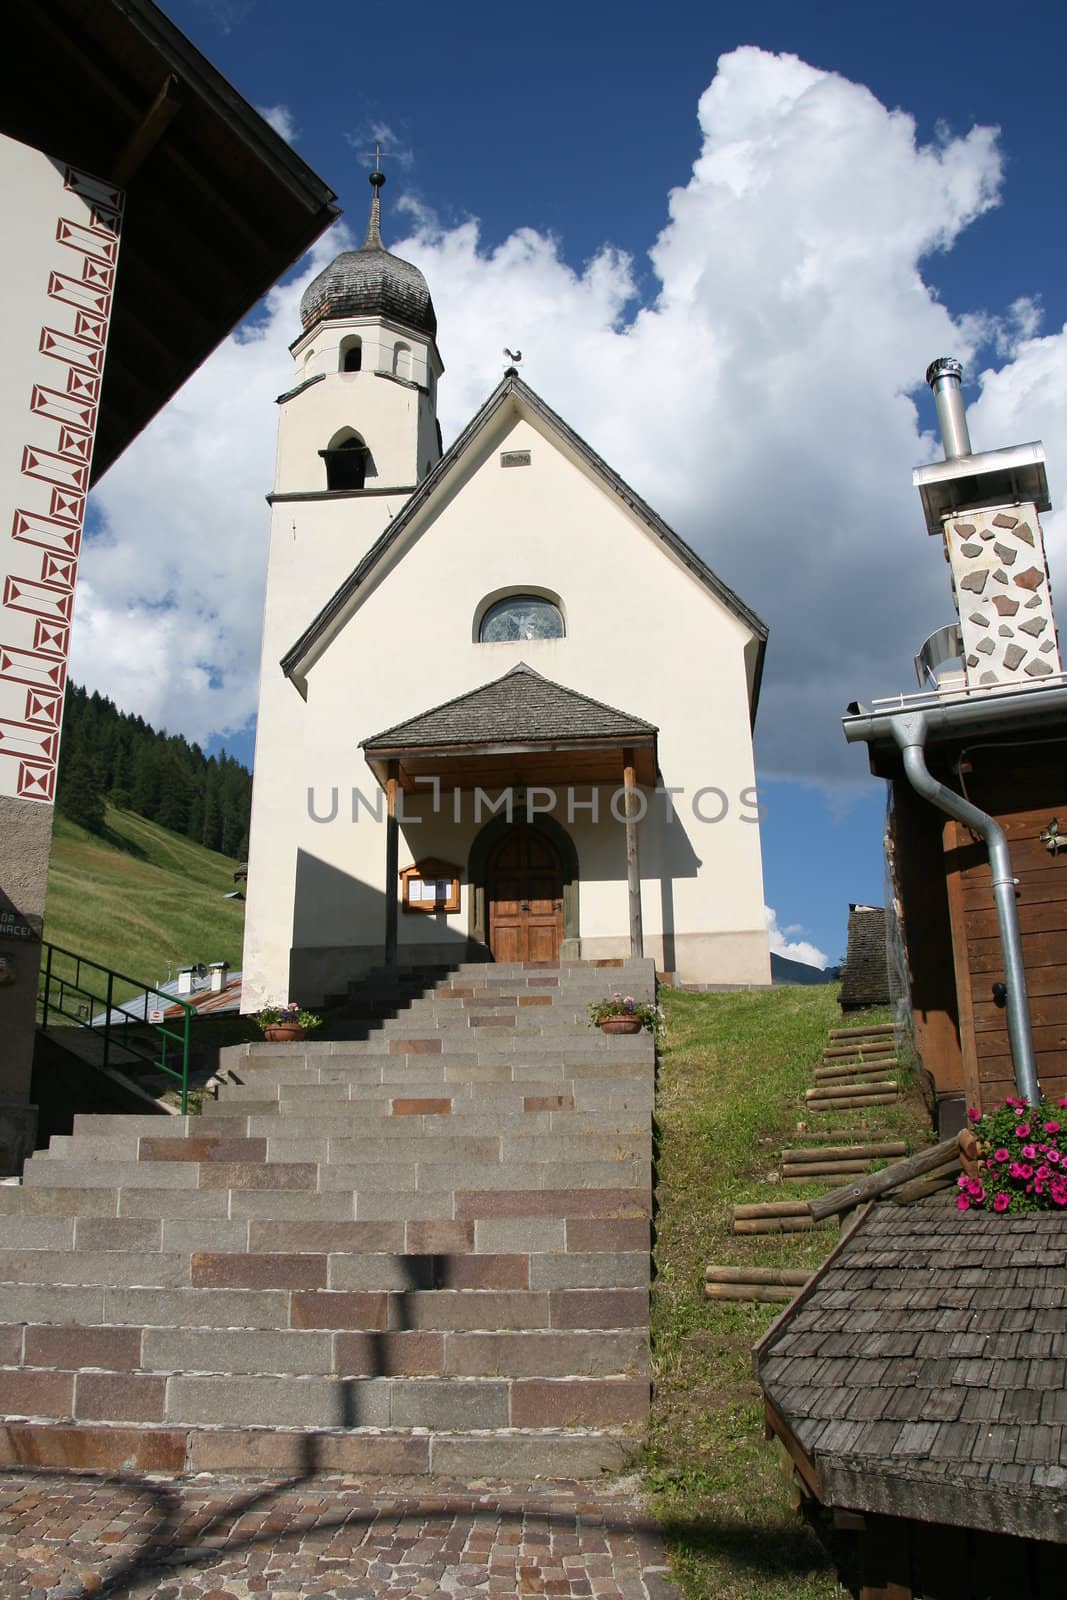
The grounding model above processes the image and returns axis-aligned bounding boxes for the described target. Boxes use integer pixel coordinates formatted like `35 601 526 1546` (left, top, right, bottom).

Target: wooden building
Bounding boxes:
757 1191 1067 1599
845 358 1066 1119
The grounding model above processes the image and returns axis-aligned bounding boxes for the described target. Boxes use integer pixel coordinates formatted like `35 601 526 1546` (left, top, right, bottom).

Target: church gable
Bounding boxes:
281 373 767 697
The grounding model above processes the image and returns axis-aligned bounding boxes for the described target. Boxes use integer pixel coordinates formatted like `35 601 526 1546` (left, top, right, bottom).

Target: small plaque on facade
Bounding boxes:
0 909 43 942
500 450 531 468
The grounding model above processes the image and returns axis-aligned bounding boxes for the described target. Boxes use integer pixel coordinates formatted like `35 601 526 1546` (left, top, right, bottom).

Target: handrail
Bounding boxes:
37 942 194 1114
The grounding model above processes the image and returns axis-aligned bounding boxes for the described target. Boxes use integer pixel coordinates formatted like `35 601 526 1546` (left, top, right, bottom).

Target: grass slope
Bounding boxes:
44 806 245 1002
647 984 929 1600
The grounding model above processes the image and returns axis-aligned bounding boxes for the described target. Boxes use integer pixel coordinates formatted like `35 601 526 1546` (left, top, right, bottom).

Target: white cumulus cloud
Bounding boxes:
75 47 1066 777
256 104 299 144
765 906 829 970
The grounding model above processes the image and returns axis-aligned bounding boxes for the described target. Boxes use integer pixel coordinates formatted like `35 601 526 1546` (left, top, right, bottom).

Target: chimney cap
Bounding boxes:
926 356 963 389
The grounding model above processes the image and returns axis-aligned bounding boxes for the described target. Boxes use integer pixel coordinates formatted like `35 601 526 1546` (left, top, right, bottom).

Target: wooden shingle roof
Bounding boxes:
756 1195 1067 1544
362 663 658 752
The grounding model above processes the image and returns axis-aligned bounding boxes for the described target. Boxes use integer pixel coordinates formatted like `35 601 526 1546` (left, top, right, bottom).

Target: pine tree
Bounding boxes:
56 751 106 832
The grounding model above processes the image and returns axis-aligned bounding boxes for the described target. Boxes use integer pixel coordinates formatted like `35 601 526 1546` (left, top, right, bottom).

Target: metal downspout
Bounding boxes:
890 711 1040 1106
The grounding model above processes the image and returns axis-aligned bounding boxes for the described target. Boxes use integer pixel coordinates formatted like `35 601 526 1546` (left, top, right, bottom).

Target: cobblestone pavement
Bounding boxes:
0 1470 677 1600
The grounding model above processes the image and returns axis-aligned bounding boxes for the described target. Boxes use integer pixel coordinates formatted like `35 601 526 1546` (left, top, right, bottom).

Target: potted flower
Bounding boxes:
588 992 664 1038
254 1002 322 1043
955 1094 1067 1213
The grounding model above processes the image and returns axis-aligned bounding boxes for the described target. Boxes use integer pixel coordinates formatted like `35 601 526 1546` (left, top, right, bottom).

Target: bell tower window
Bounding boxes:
319 432 368 491
340 337 362 373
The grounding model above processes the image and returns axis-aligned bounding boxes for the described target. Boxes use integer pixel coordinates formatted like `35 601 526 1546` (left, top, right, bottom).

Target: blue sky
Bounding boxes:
76 0 1067 969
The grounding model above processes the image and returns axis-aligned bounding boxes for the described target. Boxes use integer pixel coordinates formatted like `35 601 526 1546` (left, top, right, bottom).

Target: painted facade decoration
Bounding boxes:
243 179 772 1005
0 143 123 806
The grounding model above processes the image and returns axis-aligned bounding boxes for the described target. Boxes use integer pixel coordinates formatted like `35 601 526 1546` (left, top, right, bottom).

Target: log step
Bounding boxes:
809 1094 898 1110
821 1043 897 1061
782 1160 871 1180
813 1060 897 1082
828 1025 895 1041
733 1216 826 1234
705 1266 812 1286
805 1081 897 1101
781 1142 907 1164
733 1201 810 1219
704 1283 801 1304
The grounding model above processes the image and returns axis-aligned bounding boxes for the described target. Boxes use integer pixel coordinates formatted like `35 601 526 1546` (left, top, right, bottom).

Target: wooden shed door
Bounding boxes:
488 827 564 963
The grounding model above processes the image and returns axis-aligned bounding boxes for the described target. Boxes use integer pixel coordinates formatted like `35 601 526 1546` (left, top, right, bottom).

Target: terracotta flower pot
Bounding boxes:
264 1023 307 1042
599 1015 642 1035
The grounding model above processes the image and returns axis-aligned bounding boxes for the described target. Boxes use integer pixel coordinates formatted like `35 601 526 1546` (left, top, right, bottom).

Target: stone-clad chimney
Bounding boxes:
914 358 1061 691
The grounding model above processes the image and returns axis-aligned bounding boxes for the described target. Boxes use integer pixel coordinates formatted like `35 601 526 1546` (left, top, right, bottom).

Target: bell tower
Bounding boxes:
274 167 443 506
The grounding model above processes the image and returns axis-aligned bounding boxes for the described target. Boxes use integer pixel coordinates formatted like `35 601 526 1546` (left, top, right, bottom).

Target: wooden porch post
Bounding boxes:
623 747 644 959
385 760 399 969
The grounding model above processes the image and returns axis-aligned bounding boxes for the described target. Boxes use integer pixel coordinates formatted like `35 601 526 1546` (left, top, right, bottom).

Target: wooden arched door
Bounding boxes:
487 826 564 963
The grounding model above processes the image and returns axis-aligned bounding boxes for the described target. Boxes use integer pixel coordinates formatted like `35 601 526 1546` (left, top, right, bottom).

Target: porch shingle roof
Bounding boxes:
361 664 657 752
756 1194 1067 1544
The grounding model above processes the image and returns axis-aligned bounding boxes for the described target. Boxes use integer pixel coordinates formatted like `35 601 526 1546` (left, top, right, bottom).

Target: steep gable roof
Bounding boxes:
281 372 768 702
362 663 658 752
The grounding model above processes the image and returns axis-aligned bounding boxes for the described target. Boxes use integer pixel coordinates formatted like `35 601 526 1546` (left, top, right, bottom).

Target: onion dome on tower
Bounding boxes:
299 168 437 337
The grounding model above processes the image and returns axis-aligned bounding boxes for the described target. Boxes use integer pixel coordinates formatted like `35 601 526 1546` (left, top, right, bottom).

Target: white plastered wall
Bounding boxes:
243 400 770 1006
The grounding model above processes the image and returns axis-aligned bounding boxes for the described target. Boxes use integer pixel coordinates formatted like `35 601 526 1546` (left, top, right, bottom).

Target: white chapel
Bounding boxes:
241 172 771 1009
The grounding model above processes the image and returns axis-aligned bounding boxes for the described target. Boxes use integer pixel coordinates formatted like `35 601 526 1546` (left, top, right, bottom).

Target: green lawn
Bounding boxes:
646 984 931 1600
43 806 245 1004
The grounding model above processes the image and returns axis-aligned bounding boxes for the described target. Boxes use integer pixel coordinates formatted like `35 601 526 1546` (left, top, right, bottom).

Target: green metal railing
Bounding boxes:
37 942 195 1114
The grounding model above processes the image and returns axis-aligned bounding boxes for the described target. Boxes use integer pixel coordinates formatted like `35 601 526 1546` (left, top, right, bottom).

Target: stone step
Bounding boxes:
0 1419 639 1478
225 1035 651 1061
43 1130 649 1169
0 1322 649 1378
0 1365 649 1431
197 1111 646 1139
218 1056 651 1087
0 1281 648 1332
0 1243 647 1294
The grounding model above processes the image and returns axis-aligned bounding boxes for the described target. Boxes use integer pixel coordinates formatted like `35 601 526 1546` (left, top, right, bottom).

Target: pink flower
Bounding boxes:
994 1148 1010 1163
1010 1162 1033 1181
1044 1122 1061 1134
957 1174 970 1189
1022 1145 1037 1160
993 1193 1010 1212
968 1107 981 1122
1015 1124 1031 1138
968 1184 986 1204
957 1197 971 1211
1048 1150 1061 1165
1058 1099 1067 1109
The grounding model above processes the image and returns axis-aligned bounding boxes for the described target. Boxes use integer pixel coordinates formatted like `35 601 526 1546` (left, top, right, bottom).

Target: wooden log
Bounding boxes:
814 1060 897 1081
810 1094 897 1110
706 1266 812 1286
781 1142 907 1164
806 1081 896 1100
786 1130 873 1143
733 1201 812 1218
808 1137 960 1220
829 1024 895 1040
890 1159 962 1205
822 1042 895 1059
705 1282 797 1303
782 1160 871 1179
733 1217 825 1234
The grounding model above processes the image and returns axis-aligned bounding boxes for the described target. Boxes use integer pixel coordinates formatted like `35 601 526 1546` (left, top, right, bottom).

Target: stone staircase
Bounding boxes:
0 958 656 1477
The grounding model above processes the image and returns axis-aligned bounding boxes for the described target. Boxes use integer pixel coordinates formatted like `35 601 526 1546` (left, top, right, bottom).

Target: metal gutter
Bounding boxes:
843 691 1067 1104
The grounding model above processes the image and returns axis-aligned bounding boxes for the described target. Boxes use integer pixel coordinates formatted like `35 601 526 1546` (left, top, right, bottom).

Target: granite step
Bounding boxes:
1 956 657 1476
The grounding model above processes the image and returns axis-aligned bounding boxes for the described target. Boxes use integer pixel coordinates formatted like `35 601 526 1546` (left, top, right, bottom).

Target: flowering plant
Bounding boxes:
254 1002 322 1034
957 1095 1067 1213
587 992 664 1037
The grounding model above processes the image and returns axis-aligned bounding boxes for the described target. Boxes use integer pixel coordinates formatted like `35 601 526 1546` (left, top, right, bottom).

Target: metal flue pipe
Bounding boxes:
926 357 972 461
890 711 1040 1105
